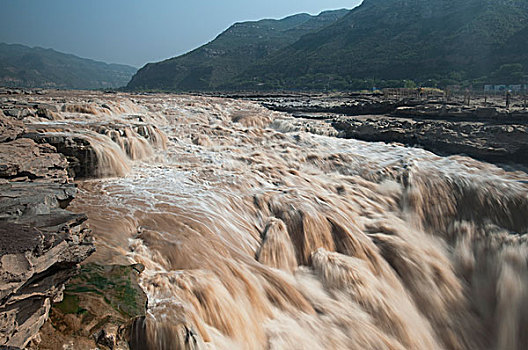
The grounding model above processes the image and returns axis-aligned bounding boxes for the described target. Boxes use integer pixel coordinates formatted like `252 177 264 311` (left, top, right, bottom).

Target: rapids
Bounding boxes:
62 94 528 350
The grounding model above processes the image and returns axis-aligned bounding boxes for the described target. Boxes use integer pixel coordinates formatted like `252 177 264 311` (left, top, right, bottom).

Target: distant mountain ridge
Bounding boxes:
128 0 528 91
232 0 528 90
126 9 349 91
0 43 137 89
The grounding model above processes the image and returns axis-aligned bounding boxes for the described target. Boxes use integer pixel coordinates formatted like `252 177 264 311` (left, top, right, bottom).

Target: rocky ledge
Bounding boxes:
256 92 528 121
332 115 528 167
257 93 528 168
259 94 414 116
0 110 95 348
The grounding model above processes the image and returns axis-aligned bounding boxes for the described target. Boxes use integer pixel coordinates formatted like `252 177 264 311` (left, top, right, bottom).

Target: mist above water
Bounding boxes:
60 94 528 350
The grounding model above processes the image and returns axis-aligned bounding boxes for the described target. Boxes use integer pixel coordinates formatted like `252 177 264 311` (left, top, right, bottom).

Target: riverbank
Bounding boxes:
250 92 528 168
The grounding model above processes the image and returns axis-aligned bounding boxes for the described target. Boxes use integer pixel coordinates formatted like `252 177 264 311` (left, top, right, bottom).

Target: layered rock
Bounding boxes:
0 138 70 182
257 93 528 168
260 94 413 116
0 182 95 348
0 100 61 122
22 132 100 179
0 110 95 348
258 93 528 121
332 115 528 167
391 103 528 124
0 110 25 143
0 220 93 348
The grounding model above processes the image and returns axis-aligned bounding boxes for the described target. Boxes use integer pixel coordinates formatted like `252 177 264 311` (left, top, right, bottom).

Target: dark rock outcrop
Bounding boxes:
259 93 528 122
22 132 98 179
332 115 528 167
391 104 528 124
258 93 528 168
261 95 413 116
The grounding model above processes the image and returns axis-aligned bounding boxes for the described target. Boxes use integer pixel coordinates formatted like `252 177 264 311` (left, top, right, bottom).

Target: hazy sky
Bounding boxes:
0 1 362 68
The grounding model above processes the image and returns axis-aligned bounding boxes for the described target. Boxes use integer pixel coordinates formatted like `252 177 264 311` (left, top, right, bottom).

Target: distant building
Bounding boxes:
484 84 527 92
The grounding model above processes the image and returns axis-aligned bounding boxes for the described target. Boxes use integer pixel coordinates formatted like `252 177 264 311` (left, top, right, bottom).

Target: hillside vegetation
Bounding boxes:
128 0 528 91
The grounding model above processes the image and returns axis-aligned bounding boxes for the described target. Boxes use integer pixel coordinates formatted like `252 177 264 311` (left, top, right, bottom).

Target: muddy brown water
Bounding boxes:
40 94 528 350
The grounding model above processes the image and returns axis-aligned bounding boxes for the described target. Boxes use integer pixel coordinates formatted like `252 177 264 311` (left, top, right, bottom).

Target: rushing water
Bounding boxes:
51 94 528 350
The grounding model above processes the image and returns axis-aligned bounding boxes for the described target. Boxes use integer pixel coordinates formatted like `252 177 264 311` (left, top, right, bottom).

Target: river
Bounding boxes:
51 93 528 350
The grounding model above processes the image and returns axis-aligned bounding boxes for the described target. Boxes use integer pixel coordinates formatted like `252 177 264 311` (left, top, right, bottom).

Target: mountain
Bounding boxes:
231 0 528 90
128 0 528 92
0 43 137 90
126 9 349 91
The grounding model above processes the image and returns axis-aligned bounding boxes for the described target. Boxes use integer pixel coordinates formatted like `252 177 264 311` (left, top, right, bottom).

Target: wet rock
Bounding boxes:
33 103 58 114
2 108 35 120
34 264 147 350
36 106 60 120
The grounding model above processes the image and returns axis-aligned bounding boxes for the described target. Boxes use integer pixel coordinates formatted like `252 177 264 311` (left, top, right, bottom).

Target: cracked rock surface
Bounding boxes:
0 106 94 348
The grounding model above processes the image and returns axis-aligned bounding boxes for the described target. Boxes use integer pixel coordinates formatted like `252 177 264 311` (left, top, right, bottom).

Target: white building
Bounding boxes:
484 84 527 92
